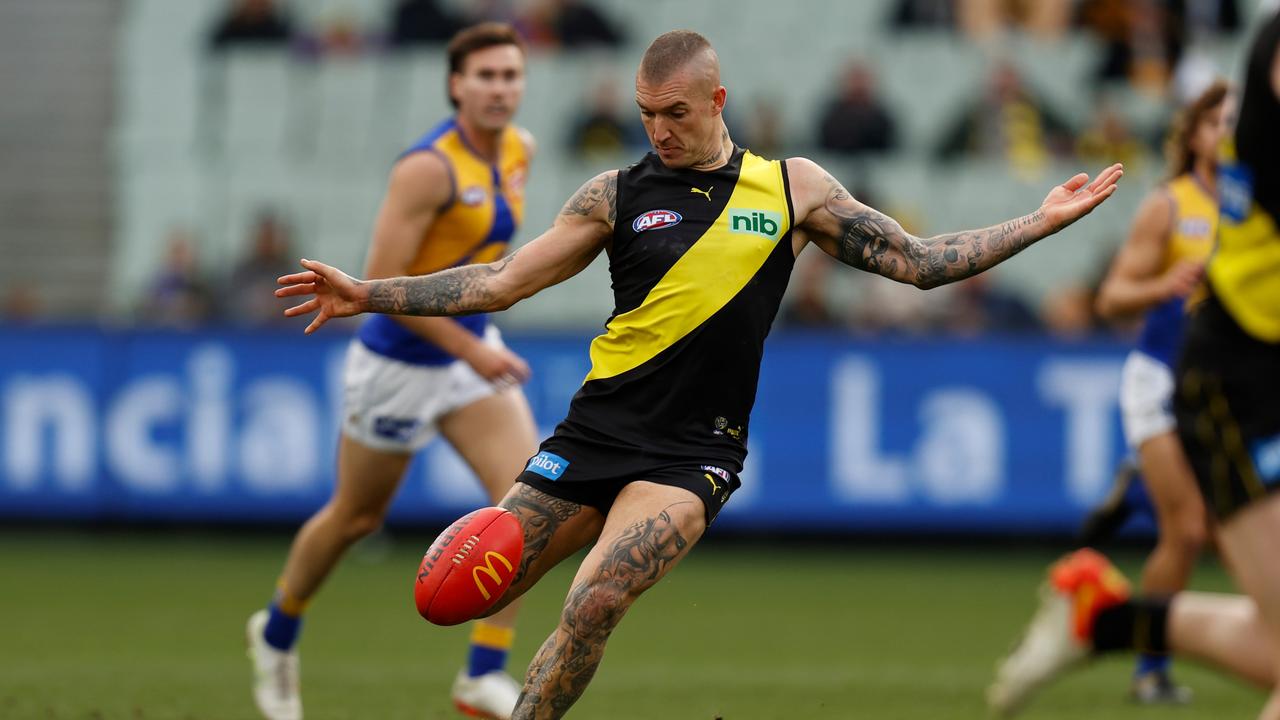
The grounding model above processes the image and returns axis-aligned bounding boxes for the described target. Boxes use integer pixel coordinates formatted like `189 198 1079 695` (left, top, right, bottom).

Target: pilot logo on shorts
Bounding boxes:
460 186 487 206
633 209 682 233
526 451 569 480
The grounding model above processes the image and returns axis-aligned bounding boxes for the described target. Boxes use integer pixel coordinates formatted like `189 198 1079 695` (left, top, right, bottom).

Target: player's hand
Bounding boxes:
461 343 532 389
1039 163 1124 233
1160 260 1205 300
276 258 368 334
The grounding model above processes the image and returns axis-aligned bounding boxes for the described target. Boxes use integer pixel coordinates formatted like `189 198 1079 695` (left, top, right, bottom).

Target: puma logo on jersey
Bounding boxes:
690 185 713 201
704 473 722 494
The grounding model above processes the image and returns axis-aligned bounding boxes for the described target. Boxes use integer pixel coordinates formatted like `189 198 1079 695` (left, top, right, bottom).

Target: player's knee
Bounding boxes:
561 580 633 637
335 506 386 543
1169 517 1208 555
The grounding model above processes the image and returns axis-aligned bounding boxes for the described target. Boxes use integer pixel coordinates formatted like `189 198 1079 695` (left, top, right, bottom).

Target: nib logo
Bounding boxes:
728 209 782 239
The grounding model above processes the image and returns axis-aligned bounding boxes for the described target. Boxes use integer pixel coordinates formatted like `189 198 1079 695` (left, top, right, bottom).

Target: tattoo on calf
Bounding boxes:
513 503 694 719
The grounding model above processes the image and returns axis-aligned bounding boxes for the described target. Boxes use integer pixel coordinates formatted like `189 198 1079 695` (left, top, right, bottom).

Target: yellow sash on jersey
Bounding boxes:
585 152 791 382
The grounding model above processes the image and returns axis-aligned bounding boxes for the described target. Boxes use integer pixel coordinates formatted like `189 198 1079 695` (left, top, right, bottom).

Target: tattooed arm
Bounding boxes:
276 171 618 333
787 158 1124 289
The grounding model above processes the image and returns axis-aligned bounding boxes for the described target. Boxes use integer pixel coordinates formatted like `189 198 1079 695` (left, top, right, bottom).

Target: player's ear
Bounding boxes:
712 86 727 115
448 72 461 107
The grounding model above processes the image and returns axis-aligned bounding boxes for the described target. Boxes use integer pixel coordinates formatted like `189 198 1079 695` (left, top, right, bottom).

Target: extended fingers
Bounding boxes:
1087 163 1124 194
284 297 320 318
1061 173 1089 192
278 270 318 286
305 311 329 335
275 282 316 298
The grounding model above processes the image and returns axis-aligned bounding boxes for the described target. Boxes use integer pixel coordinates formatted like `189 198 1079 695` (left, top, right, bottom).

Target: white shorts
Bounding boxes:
342 325 505 453
1119 350 1177 450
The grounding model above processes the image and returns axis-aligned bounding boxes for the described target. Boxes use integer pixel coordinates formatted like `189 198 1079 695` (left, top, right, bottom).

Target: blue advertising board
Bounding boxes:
0 326 1137 533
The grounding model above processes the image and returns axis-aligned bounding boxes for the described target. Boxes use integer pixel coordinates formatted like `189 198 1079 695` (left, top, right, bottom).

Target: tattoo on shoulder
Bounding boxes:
559 172 617 226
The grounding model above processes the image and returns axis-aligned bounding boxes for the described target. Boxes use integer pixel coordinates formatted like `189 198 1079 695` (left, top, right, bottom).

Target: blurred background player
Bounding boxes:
1089 78 1233 703
245 22 538 720
991 9 1280 718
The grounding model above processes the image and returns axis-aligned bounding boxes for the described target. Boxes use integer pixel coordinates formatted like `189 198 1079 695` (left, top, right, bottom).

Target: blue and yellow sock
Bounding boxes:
467 621 514 678
1136 652 1171 677
262 580 308 652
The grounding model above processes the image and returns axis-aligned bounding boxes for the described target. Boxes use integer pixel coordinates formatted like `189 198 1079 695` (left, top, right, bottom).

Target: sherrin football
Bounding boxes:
414 507 523 626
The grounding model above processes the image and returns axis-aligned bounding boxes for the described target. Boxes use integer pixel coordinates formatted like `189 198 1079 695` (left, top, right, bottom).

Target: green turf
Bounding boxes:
0 530 1261 719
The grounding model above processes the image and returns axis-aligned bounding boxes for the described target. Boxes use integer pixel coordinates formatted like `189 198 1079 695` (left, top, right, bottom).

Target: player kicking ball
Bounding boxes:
277 30 1122 719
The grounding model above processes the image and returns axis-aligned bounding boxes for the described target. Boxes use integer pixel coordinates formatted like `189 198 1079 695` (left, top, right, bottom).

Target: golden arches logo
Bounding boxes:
471 551 514 601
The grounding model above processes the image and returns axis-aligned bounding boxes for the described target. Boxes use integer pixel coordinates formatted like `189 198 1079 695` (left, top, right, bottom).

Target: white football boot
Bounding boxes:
246 610 302 720
451 669 521 719
987 549 1131 717
987 584 1089 717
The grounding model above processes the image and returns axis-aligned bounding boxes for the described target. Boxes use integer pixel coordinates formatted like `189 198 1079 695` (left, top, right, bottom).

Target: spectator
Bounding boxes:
208 0 294 51
1 285 41 324
1075 101 1146 171
743 95 786 159
566 78 647 158
388 0 462 47
940 274 1042 335
935 61 1074 174
551 0 624 49
817 61 898 156
140 228 214 327
957 0 1074 40
779 251 839 329
225 210 296 326
889 0 957 30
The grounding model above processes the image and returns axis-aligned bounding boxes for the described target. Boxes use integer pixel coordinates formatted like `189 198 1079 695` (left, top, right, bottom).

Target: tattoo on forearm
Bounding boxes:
822 174 1045 288
559 172 617 226
513 503 694 719
365 249 519 316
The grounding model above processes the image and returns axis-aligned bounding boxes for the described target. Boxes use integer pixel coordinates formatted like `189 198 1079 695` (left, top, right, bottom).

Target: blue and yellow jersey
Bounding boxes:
358 117 530 365
1213 147 1280 342
1136 174 1218 365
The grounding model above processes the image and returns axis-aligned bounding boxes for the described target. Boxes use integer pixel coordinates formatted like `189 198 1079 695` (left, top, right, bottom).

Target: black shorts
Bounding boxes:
515 434 742 525
1174 294 1280 521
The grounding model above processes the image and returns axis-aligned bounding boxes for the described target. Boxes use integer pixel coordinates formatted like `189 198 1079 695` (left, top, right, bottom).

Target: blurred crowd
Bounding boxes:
2 0 1245 339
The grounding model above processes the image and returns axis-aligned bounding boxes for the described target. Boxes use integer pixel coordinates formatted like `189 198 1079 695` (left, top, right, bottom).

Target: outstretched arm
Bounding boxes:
788 158 1123 289
277 171 617 333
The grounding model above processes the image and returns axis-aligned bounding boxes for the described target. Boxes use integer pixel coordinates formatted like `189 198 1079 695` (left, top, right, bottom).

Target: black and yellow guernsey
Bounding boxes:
536 147 795 481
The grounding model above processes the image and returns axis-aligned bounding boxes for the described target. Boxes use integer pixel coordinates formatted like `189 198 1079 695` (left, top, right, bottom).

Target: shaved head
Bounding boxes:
635 30 730 169
638 30 720 88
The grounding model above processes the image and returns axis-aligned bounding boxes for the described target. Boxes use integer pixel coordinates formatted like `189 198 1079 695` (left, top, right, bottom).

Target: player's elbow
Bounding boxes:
1093 287 1119 319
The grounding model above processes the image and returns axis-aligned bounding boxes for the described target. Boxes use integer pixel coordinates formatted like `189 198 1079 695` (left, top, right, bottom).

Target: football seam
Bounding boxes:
425 509 511 620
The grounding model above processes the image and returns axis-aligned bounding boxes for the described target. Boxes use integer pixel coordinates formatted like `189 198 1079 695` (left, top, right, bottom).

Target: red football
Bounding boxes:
414 507 523 626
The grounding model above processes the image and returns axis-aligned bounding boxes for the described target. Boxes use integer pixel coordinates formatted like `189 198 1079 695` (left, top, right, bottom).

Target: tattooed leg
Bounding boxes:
513 482 707 719
483 483 604 615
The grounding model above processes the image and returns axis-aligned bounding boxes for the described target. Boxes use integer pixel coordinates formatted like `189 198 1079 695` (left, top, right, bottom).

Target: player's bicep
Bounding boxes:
1108 191 1173 282
363 153 450 279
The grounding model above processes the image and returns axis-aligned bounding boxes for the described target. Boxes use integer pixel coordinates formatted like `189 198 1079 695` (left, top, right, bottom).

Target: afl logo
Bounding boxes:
633 209 682 233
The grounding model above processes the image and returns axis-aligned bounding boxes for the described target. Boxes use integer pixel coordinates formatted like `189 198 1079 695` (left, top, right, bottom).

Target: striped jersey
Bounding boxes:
358 117 529 365
551 148 796 469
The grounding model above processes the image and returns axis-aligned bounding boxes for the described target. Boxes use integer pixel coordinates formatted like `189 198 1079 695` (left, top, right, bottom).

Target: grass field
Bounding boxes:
0 529 1261 719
